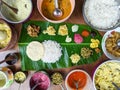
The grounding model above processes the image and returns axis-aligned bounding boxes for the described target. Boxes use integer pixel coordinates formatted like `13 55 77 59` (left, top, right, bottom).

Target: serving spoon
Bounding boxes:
53 0 62 17
73 79 81 90
112 82 120 90
117 39 120 47
0 0 18 14
0 53 18 64
31 82 41 90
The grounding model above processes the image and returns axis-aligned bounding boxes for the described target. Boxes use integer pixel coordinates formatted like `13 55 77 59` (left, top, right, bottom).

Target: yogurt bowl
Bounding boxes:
0 0 33 23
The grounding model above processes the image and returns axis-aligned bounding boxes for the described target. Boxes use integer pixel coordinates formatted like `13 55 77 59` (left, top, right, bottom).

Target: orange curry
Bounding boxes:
41 0 71 20
67 71 87 90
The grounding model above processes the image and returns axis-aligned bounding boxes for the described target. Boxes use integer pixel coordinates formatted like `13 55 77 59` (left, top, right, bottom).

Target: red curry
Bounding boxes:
67 71 87 90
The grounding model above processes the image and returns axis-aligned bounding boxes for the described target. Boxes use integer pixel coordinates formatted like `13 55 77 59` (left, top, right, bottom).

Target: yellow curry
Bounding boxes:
0 22 11 49
41 0 72 20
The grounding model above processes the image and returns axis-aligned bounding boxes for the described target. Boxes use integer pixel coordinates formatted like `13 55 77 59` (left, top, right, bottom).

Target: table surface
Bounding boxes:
2 0 109 90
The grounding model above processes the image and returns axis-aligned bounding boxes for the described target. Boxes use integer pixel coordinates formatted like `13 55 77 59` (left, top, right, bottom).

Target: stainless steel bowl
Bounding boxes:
82 0 120 31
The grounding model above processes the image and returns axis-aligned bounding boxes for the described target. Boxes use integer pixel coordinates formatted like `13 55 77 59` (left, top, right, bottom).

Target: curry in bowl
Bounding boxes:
93 60 120 90
105 31 120 57
37 0 75 23
41 0 71 20
0 20 11 50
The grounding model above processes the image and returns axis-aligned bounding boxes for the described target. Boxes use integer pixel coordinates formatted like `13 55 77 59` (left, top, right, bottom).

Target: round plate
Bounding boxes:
0 67 14 89
102 27 120 60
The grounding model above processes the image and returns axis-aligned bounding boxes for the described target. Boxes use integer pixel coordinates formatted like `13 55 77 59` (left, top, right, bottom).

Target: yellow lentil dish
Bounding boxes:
41 0 71 20
0 22 11 49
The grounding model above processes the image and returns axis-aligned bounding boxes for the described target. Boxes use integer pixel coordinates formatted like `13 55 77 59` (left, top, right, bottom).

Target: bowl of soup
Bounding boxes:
37 0 75 23
65 69 94 90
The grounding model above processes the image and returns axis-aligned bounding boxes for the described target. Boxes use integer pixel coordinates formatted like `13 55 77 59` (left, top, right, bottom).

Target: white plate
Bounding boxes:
102 27 120 60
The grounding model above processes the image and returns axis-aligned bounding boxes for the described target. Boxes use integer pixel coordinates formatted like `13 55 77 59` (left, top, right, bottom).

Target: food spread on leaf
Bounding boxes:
70 53 80 64
26 41 44 61
65 35 72 43
90 39 100 48
43 26 56 35
81 47 93 59
81 30 90 37
27 25 40 37
41 40 62 63
74 34 83 44
58 25 68 36
72 25 79 32
18 21 102 70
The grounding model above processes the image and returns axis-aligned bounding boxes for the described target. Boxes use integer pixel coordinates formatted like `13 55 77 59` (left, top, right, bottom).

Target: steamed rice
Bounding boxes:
84 0 120 29
41 40 62 63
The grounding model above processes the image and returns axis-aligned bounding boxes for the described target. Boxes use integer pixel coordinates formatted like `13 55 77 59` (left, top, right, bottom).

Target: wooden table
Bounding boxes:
4 0 109 90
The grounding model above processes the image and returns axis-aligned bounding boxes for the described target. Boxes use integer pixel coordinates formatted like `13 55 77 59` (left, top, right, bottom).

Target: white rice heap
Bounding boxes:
84 0 120 29
41 40 62 63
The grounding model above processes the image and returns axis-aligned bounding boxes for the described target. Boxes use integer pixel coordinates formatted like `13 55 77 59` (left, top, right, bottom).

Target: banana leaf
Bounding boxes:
18 21 103 71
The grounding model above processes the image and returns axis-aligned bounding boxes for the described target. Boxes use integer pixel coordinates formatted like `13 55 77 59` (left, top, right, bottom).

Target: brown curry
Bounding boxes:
41 0 72 20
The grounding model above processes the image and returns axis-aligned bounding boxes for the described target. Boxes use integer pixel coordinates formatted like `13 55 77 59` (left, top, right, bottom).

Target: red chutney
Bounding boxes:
67 71 87 90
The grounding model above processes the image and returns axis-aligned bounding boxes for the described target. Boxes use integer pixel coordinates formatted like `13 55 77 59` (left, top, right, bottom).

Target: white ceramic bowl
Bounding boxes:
102 27 120 60
65 69 94 90
0 0 33 24
37 0 75 23
93 60 120 90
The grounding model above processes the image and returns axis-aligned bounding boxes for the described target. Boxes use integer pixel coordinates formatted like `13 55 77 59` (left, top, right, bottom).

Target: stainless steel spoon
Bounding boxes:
73 79 81 90
31 82 42 90
53 0 62 17
117 39 120 47
112 82 120 90
0 0 18 14
0 53 18 64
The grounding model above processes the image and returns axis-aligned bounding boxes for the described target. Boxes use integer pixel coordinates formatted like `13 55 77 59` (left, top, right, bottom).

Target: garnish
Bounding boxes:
81 30 90 37
72 25 79 32
74 34 83 44
70 53 80 64
27 25 40 37
43 26 56 35
81 47 93 58
58 25 68 36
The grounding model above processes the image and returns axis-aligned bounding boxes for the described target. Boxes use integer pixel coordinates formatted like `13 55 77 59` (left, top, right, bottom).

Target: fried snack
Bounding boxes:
105 31 120 57
27 25 40 37
43 26 56 35
70 53 80 64
58 25 68 36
